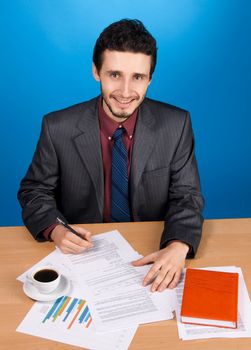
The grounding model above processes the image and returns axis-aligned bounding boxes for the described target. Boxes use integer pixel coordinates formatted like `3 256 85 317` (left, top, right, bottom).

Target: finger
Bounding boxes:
143 262 163 287
150 266 171 292
167 269 182 289
58 242 78 254
83 231 93 244
66 231 93 249
60 246 77 254
156 268 179 292
148 263 172 292
65 241 87 254
62 233 91 253
71 227 93 245
72 226 93 240
131 253 156 266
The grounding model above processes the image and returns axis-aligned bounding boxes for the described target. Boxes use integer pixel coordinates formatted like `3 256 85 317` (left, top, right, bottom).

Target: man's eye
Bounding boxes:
135 75 143 80
110 72 119 78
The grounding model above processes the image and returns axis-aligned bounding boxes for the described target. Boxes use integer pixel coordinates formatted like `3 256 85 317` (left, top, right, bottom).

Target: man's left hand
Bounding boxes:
132 241 189 292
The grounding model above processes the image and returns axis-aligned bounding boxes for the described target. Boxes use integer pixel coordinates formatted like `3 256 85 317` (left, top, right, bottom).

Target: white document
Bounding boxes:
17 248 138 350
175 266 251 340
17 229 174 348
17 273 137 350
17 302 137 350
84 265 174 332
61 230 174 331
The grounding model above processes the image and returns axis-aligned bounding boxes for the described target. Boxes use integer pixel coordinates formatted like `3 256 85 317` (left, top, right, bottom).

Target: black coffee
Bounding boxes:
34 269 58 283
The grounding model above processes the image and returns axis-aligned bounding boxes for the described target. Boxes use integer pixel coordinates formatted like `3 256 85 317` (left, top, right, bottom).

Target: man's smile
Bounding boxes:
111 96 137 108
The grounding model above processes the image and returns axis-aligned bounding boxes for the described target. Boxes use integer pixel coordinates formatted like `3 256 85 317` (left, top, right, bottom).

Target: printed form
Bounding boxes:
61 230 175 332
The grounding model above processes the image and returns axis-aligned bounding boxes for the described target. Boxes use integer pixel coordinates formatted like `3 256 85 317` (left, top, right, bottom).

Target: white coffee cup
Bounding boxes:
26 265 61 294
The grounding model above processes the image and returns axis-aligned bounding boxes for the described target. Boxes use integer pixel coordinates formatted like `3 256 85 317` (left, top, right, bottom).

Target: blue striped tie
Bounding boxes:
111 127 131 222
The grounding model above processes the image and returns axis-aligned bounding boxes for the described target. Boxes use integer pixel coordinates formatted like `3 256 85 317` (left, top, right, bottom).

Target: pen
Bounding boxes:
56 217 87 240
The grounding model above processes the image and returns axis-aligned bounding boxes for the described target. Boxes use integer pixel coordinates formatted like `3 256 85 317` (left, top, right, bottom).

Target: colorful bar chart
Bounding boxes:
42 296 92 329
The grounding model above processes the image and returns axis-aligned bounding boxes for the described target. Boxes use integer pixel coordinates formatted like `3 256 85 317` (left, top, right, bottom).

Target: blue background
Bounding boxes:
1 0 250 226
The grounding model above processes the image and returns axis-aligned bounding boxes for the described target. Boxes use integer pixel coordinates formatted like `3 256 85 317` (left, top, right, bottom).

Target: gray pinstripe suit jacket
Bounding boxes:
18 96 204 257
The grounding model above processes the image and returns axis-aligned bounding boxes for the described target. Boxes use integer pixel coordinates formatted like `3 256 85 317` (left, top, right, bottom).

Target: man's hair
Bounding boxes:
93 19 157 78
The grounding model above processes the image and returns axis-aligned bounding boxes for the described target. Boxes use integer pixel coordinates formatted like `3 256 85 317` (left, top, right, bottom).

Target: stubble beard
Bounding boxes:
102 90 146 120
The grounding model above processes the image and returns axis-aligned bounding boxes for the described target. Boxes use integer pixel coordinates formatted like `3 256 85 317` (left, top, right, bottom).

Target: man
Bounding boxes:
18 19 204 292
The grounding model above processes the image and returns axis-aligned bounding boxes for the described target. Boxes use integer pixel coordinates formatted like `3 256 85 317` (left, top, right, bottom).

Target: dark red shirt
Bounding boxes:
98 97 138 222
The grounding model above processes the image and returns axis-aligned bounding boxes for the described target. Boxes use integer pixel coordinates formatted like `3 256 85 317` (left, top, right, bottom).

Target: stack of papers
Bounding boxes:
16 230 251 347
60 231 174 332
174 266 251 340
17 230 175 349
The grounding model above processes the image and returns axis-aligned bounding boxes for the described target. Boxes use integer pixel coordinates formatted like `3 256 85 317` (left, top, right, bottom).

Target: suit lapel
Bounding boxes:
72 97 156 219
73 99 104 216
130 100 156 213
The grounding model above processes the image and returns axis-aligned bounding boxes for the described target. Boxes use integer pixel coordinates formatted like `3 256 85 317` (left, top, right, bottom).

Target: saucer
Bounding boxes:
23 274 71 302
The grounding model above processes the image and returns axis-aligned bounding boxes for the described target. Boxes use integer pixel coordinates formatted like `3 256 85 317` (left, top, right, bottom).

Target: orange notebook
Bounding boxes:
181 268 238 328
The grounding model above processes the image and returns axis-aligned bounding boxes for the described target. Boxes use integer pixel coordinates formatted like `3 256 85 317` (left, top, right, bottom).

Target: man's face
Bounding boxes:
93 50 152 122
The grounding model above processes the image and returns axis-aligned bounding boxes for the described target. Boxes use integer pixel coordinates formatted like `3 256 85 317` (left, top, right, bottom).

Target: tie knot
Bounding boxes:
113 127 124 141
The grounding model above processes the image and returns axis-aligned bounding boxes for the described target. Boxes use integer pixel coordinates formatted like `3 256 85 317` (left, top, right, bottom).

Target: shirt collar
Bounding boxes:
98 96 138 139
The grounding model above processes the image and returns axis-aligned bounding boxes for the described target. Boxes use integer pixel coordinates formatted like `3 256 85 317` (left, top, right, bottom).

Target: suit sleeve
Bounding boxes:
17 116 67 241
160 112 204 258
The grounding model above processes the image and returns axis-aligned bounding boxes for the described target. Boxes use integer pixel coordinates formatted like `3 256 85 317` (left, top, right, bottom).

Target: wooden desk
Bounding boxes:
0 219 251 349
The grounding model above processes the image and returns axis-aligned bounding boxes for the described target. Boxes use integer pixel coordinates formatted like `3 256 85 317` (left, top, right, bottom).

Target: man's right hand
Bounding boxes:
50 225 93 254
